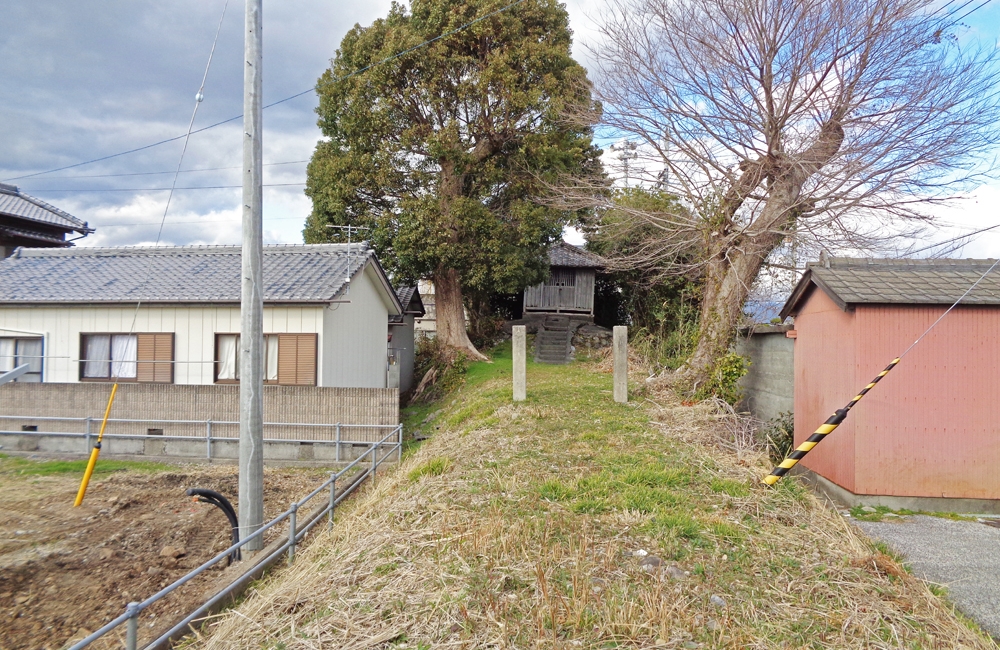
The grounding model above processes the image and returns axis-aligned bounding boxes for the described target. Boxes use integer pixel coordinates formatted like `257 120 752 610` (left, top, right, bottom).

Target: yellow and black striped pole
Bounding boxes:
763 357 900 486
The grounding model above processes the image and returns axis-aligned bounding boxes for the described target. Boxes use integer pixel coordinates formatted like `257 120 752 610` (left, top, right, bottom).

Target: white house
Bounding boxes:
0 243 402 388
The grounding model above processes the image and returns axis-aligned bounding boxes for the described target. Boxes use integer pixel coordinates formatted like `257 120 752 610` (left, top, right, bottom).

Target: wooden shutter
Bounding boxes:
295 334 316 386
137 333 174 383
276 334 317 386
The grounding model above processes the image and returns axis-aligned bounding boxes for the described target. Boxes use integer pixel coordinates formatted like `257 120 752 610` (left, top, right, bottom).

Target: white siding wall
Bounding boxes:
0 304 324 385
322 264 391 388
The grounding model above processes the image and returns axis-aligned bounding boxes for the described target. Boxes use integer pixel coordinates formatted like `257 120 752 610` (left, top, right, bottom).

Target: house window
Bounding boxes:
0 337 43 382
215 334 315 386
80 333 174 383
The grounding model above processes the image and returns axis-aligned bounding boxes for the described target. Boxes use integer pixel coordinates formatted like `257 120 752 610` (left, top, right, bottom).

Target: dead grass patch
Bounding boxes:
188 356 996 650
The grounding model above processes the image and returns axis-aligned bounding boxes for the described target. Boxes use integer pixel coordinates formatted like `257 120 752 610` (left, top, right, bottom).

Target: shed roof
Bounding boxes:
390 286 425 324
0 243 401 311
0 183 92 234
780 257 1000 319
549 241 604 268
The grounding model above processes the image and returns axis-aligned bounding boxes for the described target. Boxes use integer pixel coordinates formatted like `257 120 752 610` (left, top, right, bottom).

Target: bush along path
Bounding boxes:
191 345 994 649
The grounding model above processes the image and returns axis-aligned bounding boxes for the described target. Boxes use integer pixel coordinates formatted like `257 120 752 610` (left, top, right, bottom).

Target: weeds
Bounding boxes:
193 355 995 650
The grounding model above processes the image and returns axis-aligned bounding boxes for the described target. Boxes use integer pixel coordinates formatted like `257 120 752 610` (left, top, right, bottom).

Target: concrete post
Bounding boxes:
238 0 265 553
512 325 526 402
613 326 627 403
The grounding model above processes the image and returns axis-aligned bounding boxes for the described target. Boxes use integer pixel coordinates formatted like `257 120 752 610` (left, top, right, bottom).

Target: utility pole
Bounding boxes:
238 0 264 553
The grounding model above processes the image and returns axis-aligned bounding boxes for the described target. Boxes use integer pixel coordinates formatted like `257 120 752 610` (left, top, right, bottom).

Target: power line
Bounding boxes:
906 222 1000 255
2 0 529 184
95 215 304 228
22 183 305 192
26 160 308 181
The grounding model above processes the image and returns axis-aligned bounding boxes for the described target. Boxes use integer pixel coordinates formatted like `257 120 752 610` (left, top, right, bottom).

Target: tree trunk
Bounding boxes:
433 267 488 361
674 246 770 392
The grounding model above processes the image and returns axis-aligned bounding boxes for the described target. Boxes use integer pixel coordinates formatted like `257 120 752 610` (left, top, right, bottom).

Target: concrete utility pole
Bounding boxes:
238 0 264 553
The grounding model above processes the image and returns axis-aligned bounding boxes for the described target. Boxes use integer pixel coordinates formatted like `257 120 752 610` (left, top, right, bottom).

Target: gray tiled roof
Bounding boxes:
781 257 1000 319
0 224 72 246
389 286 424 323
0 243 383 304
549 241 604 268
0 183 92 233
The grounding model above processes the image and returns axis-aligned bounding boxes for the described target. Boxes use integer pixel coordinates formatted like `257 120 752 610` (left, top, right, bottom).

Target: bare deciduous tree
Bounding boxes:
587 0 1000 390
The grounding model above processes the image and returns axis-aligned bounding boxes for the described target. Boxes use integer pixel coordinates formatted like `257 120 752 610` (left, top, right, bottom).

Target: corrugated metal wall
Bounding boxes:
796 292 1000 500
853 304 1000 499
794 288 858 492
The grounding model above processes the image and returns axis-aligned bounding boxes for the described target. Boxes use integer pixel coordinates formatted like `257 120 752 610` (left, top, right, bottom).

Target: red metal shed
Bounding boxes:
780 257 1000 501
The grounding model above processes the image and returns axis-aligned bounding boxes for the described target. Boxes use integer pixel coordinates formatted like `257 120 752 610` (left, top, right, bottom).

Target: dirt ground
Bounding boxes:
0 456 339 650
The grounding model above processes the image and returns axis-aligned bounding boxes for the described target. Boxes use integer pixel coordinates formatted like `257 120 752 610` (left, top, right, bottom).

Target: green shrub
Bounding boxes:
695 352 749 405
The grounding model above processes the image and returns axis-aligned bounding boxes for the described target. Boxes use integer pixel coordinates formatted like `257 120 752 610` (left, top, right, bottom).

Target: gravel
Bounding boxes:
853 514 1000 639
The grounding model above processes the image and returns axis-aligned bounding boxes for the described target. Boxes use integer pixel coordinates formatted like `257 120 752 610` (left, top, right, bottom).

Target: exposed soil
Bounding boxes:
0 459 336 650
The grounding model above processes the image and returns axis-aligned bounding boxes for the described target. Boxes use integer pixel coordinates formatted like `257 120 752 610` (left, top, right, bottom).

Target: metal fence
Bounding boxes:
0 415 399 462
66 425 402 650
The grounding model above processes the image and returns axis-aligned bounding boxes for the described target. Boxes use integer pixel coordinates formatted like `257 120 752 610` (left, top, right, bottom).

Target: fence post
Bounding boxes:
335 423 341 463
371 443 377 485
397 424 403 463
288 502 298 564
328 473 336 531
125 602 140 650
613 326 628 403
512 325 526 402
85 416 92 451
205 420 212 460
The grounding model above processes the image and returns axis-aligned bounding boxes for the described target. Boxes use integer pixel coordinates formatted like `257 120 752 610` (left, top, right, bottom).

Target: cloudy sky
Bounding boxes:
2 0 999 256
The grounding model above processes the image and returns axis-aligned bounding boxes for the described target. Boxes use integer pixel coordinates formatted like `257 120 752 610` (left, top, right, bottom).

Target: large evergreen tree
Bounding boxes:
304 0 602 358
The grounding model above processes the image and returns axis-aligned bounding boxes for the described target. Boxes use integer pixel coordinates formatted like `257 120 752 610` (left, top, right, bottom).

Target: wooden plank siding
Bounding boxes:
524 268 595 314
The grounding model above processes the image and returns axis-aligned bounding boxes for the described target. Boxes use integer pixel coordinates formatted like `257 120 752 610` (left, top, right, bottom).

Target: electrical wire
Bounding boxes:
23 183 304 192
905 222 1000 256
73 0 231 508
2 0 529 183
29 160 308 180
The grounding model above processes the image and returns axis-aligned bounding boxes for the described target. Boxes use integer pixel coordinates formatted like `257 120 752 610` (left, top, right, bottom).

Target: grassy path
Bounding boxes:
192 347 994 649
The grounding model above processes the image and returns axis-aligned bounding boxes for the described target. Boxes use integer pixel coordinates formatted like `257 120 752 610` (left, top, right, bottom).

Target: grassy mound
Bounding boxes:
191 345 993 649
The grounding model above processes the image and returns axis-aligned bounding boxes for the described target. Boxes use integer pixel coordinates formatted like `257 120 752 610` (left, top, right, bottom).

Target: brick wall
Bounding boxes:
0 383 399 443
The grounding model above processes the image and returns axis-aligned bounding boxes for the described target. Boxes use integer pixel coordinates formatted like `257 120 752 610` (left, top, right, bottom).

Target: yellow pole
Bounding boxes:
74 383 119 507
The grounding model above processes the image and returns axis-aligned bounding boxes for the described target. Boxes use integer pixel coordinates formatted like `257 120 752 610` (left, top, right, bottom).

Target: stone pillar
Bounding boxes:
613 326 627 403
512 326 526 402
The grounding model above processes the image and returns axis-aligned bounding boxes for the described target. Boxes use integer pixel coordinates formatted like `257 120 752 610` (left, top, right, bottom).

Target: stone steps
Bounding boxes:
534 316 572 364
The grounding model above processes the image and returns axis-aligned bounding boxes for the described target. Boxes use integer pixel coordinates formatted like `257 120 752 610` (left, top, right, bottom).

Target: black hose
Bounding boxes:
186 488 241 564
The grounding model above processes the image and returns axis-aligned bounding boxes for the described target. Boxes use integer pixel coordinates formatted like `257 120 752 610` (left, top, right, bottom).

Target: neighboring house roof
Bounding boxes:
394 286 425 317
0 243 402 312
549 241 604 268
0 183 93 235
781 257 1000 320
0 224 75 246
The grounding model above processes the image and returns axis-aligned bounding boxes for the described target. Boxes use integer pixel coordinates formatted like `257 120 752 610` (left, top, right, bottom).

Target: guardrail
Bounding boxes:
66 425 402 650
0 415 398 462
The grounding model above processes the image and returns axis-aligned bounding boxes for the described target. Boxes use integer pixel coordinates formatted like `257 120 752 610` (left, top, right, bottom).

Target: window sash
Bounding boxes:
215 333 315 385
0 338 43 382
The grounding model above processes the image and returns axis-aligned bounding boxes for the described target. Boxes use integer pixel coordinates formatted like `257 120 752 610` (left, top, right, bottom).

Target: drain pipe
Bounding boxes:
186 488 241 564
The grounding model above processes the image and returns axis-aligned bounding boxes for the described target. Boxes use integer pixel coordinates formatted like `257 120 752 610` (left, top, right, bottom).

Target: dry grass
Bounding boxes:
188 348 995 649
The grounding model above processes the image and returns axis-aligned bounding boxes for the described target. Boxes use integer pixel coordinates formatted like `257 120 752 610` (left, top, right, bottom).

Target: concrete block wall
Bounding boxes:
735 325 794 423
0 383 399 444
